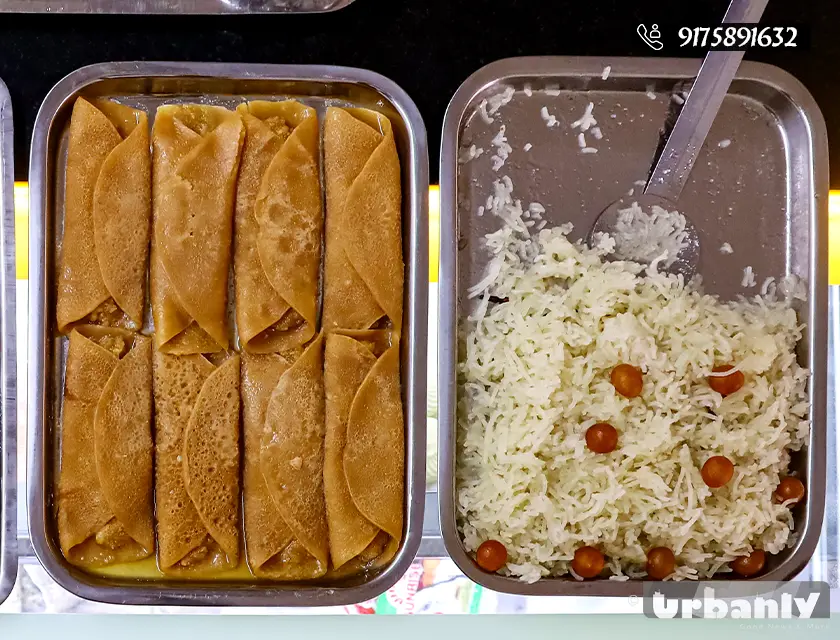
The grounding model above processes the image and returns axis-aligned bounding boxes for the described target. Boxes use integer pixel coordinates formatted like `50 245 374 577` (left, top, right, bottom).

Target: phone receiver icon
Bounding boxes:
638 23 664 51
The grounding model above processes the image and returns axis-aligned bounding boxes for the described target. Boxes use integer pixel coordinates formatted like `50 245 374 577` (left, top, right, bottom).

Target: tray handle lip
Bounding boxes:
27 60 430 606
437 55 830 595
0 76 18 606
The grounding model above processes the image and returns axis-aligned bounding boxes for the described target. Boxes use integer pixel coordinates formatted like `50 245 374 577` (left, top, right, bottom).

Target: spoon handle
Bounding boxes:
645 0 769 201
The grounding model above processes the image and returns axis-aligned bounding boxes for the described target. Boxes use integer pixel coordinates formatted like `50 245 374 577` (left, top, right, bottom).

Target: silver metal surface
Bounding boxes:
0 77 17 606
647 0 768 201
0 0 355 13
29 61 428 606
589 193 701 278
439 56 829 596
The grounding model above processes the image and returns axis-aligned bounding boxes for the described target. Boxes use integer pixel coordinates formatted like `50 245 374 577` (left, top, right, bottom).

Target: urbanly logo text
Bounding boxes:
642 582 829 619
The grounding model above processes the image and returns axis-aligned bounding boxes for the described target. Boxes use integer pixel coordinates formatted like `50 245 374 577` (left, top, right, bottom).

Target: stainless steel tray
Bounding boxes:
0 0 355 13
0 77 17 606
439 57 829 596
29 61 428 606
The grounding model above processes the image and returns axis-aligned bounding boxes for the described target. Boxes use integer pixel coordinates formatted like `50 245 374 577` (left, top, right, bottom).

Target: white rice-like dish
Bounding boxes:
457 177 810 583
540 106 559 128
490 125 512 172
572 102 597 132
487 86 516 115
459 144 485 164
742 266 757 288
478 99 494 124
611 201 689 268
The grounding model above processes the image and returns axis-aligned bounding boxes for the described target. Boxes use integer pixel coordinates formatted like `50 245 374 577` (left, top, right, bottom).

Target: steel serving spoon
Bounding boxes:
590 0 770 278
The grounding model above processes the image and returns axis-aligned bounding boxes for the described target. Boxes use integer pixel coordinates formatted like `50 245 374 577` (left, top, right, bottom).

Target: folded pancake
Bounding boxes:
57 97 151 333
57 326 154 567
242 334 329 579
235 101 322 354
323 107 404 333
151 104 244 354
324 331 404 573
154 350 241 574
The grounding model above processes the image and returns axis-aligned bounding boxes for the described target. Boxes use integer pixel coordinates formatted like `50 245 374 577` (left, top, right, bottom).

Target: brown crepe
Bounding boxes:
151 104 244 354
323 107 404 334
57 327 154 567
242 334 329 579
57 97 151 333
154 350 241 574
324 331 404 572
235 101 322 354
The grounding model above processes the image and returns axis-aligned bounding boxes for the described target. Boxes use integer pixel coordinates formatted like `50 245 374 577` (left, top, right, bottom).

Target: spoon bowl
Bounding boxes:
589 194 700 279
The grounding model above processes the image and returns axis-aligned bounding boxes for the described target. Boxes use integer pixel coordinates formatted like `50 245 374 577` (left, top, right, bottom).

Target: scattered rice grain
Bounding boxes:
478 99 494 124
742 266 757 288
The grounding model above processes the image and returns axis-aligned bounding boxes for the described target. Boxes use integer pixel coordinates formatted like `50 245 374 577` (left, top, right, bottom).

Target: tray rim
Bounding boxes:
438 55 829 596
0 75 18 607
28 60 428 606
0 0 356 14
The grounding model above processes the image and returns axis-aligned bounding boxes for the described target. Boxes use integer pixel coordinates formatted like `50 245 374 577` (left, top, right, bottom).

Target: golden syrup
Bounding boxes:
87 537 256 581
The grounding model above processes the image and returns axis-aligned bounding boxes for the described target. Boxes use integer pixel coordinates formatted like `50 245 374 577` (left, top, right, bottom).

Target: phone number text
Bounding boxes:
679 26 798 49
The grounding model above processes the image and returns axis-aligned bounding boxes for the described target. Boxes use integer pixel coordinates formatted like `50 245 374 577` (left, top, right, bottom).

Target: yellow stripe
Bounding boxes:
8 183 840 285
429 185 439 283
14 182 28 280
830 191 840 285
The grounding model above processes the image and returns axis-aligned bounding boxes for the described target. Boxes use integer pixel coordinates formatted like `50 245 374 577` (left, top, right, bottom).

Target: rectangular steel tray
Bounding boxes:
439 56 829 596
28 61 428 606
0 76 18 606
0 0 355 13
